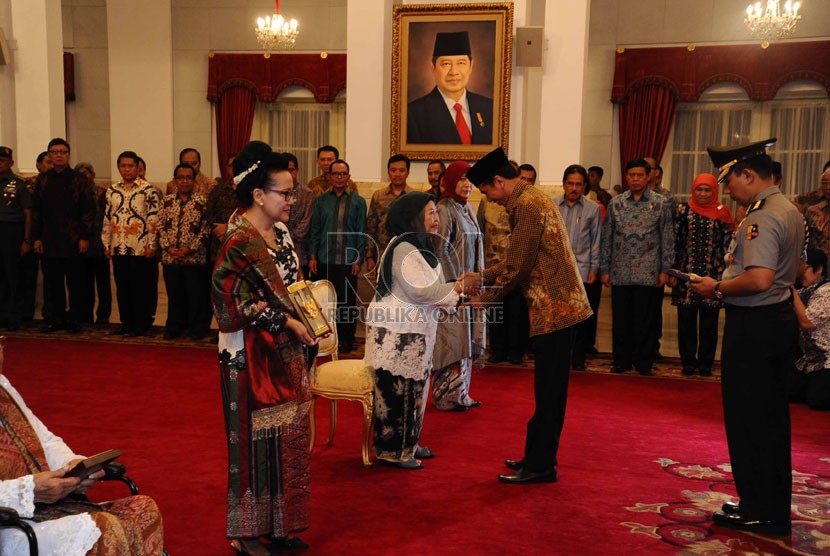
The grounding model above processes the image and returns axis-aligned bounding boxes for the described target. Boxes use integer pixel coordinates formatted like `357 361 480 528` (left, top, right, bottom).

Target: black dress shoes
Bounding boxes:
39 323 62 333
721 500 740 514
504 459 523 471
498 467 557 484
712 511 791 536
610 365 630 374
487 353 507 364
508 354 524 365
267 535 309 550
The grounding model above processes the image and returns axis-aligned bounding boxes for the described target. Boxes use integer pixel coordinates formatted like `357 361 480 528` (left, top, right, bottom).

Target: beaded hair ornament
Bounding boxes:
233 161 260 186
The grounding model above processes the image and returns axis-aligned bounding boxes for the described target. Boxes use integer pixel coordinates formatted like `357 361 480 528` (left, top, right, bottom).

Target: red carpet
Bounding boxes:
4 337 829 556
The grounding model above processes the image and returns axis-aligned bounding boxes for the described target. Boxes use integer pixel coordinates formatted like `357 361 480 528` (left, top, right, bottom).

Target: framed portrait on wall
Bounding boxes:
391 3 513 161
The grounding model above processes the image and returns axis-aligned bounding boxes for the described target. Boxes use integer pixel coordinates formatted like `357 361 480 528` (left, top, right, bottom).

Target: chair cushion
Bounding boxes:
314 360 374 393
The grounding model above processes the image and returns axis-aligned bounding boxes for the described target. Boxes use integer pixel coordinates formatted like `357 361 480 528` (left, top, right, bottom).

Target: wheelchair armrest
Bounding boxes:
0 505 21 526
0 505 38 554
102 462 126 480
102 462 139 496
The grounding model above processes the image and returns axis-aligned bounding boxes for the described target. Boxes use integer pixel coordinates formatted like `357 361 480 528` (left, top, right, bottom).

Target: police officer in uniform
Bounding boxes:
691 138 802 536
0 146 32 330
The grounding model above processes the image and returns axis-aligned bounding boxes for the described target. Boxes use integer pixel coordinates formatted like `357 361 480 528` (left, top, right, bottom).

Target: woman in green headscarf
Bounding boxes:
364 192 465 469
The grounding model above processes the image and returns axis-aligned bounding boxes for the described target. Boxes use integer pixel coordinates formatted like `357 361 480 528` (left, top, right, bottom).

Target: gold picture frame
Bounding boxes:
287 280 332 339
391 3 513 161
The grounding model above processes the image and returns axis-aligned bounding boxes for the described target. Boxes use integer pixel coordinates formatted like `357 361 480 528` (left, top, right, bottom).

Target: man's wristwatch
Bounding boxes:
714 281 724 300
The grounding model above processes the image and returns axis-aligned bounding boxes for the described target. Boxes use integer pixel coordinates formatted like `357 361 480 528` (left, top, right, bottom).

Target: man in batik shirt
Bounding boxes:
102 151 160 337
467 147 592 485
365 154 414 273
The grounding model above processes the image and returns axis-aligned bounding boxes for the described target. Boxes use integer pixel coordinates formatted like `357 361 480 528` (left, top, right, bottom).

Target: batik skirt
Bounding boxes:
372 368 429 461
432 358 475 410
219 334 311 539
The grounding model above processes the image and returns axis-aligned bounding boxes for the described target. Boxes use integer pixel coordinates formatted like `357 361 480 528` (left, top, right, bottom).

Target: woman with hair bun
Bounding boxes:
212 141 322 555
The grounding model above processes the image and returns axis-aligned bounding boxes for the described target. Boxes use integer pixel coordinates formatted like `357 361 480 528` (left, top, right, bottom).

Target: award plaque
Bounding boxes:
287 280 332 338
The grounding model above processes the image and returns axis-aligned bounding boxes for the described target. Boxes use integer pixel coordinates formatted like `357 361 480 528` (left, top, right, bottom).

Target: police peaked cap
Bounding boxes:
707 138 776 184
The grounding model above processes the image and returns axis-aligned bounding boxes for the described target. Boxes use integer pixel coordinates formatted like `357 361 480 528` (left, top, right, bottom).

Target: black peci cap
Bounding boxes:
0 146 12 159
432 32 472 58
467 147 510 188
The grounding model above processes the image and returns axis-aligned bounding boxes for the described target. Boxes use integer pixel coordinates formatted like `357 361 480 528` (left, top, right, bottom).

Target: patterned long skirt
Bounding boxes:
372 368 429 461
432 357 476 410
87 496 165 556
219 336 311 539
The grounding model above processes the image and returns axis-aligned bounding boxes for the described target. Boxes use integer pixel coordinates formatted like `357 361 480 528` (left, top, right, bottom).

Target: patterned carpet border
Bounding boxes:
621 458 830 555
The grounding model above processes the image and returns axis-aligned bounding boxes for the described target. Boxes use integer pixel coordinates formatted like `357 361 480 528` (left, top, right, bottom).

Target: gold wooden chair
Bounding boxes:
308 279 375 466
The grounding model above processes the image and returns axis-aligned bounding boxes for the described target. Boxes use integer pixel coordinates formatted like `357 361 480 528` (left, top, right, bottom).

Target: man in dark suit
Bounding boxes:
407 31 493 145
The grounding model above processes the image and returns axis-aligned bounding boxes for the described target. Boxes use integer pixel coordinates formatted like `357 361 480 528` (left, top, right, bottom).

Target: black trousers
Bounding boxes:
112 255 156 332
0 221 24 325
314 263 357 344
676 305 720 371
488 288 529 359
611 285 660 372
653 287 665 354
17 252 40 321
43 255 85 325
722 301 796 522
522 326 575 472
199 262 215 333
163 264 208 337
572 281 602 364
76 255 112 324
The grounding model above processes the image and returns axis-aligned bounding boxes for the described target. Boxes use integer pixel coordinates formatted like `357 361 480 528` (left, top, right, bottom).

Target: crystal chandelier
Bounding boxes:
744 0 801 41
255 1 299 51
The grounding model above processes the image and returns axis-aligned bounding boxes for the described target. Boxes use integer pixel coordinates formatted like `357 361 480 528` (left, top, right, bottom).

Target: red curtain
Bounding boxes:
618 84 677 178
215 86 257 182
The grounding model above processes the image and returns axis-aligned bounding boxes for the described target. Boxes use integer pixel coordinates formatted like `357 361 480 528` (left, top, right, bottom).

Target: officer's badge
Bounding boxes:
746 224 759 240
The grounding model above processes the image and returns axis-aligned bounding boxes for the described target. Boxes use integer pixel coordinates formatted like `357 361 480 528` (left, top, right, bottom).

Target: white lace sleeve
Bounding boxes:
394 243 458 307
1 378 81 470
0 475 35 517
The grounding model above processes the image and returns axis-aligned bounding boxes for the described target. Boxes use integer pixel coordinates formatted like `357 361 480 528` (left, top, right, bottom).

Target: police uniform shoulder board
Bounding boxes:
745 198 765 217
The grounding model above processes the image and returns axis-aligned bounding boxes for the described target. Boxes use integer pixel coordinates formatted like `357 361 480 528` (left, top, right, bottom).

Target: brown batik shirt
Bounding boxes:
365 184 413 262
157 193 210 265
480 179 592 336
166 172 217 197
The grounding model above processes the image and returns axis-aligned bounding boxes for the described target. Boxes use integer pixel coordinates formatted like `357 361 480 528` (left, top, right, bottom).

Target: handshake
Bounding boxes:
455 272 484 297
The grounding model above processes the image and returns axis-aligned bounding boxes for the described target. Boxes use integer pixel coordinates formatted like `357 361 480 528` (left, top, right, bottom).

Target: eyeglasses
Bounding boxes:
175 175 194 181
48 149 70 155
264 188 295 202
330 172 349 177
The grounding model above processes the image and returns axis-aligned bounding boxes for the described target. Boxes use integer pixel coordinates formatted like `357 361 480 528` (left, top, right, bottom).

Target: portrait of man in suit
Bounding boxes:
406 31 494 145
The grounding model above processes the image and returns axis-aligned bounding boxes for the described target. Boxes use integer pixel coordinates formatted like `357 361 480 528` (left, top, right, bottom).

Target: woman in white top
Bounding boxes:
364 192 465 469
